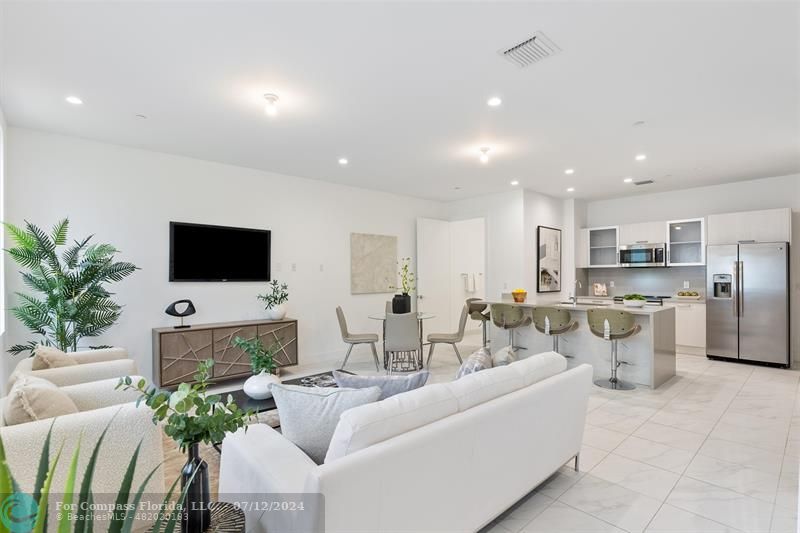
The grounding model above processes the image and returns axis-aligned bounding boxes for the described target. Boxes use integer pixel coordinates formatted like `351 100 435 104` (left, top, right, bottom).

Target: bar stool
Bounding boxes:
532 307 578 353
491 304 532 351
587 308 641 391
466 298 491 347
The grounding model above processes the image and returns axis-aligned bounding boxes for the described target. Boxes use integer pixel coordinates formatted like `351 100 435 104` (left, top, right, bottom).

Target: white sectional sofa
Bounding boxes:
6 347 137 391
219 352 592 533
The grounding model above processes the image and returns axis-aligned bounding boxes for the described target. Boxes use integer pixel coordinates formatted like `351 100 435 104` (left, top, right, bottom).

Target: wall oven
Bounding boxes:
619 243 667 267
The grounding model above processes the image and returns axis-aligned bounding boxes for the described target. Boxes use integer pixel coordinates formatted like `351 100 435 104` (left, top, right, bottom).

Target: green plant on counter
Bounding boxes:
232 336 279 375
258 280 289 309
3 218 139 356
116 359 255 452
390 257 416 295
622 293 647 301
0 417 193 533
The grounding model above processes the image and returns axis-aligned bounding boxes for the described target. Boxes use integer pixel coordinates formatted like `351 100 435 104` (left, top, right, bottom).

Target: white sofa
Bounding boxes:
220 352 592 533
6 347 137 391
0 377 164 496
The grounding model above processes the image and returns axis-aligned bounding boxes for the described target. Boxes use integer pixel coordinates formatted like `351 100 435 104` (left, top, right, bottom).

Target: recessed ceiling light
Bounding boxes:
338 158 348 165
487 97 502 107
566 187 575 192
479 147 490 164
623 177 634 183
263 93 279 116
65 96 83 105
675 226 682 230
510 180 519 186
564 168 575 175
635 154 647 161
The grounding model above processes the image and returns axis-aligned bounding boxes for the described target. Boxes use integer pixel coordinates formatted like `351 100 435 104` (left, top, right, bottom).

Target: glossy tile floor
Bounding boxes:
483 353 800 533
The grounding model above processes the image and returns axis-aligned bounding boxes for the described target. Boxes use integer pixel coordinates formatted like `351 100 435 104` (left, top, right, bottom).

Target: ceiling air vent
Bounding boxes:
633 179 655 186
499 32 561 68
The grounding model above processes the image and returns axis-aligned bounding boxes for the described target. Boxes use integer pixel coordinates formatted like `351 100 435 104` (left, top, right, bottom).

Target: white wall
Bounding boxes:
4 128 445 385
449 218 485 332
585 173 800 360
0 102 7 378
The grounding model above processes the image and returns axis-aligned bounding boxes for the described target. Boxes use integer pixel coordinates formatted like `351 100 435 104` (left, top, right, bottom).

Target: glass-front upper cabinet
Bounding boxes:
588 226 619 267
667 218 705 266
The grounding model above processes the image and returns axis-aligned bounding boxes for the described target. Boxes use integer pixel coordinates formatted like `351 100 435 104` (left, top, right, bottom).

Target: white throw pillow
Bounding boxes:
3 375 79 425
444 364 523 412
332 370 429 400
31 345 78 371
271 384 381 464
325 383 458 463
508 351 567 387
455 347 493 379
491 345 518 367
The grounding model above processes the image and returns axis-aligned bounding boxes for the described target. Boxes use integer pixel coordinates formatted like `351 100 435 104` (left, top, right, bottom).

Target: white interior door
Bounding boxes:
416 218 451 333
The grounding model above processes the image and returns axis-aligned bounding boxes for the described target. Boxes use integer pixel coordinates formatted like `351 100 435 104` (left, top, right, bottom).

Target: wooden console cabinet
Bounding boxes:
152 318 298 387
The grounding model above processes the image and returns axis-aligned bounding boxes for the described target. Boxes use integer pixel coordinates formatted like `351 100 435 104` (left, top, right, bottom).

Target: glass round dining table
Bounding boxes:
368 312 436 371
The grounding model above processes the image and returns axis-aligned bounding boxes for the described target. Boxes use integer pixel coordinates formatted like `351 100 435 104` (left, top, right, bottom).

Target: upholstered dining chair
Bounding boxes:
426 305 468 367
384 312 422 374
336 306 380 371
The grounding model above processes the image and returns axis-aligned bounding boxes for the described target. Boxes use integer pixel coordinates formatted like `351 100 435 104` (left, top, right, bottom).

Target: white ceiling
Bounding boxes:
1 1 799 202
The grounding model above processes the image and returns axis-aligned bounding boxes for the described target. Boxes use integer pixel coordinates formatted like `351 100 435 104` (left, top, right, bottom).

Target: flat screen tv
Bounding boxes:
169 222 271 282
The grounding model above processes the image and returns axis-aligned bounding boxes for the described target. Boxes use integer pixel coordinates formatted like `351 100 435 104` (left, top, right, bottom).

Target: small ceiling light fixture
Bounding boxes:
564 168 575 175
566 187 575 192
675 226 682 230
623 177 634 183
510 180 519 186
263 93 280 116
635 153 647 161
65 96 83 105
479 147 490 164
338 158 348 166
487 97 502 107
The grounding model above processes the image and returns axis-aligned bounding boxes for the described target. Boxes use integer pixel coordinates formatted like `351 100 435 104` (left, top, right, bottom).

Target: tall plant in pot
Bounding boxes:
3 218 138 355
118 359 254 532
390 257 416 314
232 335 281 400
258 279 289 320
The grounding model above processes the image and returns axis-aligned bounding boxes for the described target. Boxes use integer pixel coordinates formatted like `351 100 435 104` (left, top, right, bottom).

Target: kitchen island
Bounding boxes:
482 300 676 388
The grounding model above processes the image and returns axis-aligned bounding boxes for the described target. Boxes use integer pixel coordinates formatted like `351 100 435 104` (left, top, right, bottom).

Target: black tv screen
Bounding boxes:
169 222 271 282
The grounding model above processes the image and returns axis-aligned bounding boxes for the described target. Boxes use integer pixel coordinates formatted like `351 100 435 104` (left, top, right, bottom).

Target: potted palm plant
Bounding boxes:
118 360 254 532
232 335 281 399
3 218 138 355
258 279 289 320
390 257 416 314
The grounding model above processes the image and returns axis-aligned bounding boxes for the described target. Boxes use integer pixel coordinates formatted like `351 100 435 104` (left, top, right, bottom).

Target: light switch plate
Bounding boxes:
683 280 690 289
609 281 615 288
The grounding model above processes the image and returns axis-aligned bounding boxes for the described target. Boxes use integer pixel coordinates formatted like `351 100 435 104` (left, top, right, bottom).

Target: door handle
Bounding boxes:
738 261 743 317
732 261 738 317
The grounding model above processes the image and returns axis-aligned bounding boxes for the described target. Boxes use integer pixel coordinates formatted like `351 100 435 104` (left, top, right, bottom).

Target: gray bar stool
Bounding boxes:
466 298 491 347
587 308 641 391
532 307 579 353
491 304 532 351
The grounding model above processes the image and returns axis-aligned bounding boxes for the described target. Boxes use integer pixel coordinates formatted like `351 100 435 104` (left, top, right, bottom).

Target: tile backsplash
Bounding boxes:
577 266 706 297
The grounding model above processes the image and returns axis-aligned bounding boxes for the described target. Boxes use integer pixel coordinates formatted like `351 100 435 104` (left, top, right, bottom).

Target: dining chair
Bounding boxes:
426 305 467 367
384 312 422 374
336 306 380 371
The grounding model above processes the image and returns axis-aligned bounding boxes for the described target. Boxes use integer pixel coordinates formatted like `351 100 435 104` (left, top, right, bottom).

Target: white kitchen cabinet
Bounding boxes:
707 208 792 245
667 218 705 266
619 221 666 245
674 302 706 349
587 226 619 268
576 229 589 268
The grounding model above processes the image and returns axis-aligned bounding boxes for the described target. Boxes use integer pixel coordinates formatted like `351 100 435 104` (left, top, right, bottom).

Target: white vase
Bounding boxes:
243 371 281 400
623 299 646 308
266 303 287 320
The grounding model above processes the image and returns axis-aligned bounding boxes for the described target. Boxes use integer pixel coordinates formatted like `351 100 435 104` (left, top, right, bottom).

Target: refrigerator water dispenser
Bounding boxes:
712 274 732 298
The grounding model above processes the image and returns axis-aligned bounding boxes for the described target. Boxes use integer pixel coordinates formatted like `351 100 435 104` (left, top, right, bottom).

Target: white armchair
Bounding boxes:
0 377 164 495
6 347 137 391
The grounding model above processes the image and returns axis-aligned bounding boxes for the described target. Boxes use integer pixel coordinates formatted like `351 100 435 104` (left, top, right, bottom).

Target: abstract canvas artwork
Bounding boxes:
537 226 562 293
350 233 397 294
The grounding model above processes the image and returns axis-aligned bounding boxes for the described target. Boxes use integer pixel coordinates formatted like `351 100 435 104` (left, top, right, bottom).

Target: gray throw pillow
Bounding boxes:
455 347 493 379
271 384 381 464
332 370 429 400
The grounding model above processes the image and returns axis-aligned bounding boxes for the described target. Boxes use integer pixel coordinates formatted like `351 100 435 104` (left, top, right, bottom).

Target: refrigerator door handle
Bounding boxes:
738 261 744 316
732 261 739 317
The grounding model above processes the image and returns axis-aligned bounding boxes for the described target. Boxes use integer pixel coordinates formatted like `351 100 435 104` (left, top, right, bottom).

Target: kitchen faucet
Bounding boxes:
569 280 582 306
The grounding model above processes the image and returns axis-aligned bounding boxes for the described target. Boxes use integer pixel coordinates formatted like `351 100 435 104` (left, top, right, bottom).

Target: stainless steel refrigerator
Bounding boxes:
706 242 790 366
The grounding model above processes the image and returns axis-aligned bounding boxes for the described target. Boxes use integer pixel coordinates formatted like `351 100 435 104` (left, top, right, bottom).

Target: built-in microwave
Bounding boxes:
619 243 667 267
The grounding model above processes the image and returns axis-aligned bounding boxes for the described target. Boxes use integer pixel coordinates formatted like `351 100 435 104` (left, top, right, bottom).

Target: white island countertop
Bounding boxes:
479 299 676 389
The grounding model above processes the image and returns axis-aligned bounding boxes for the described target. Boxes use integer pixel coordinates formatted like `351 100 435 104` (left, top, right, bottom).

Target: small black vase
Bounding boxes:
392 293 411 314
181 443 211 532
